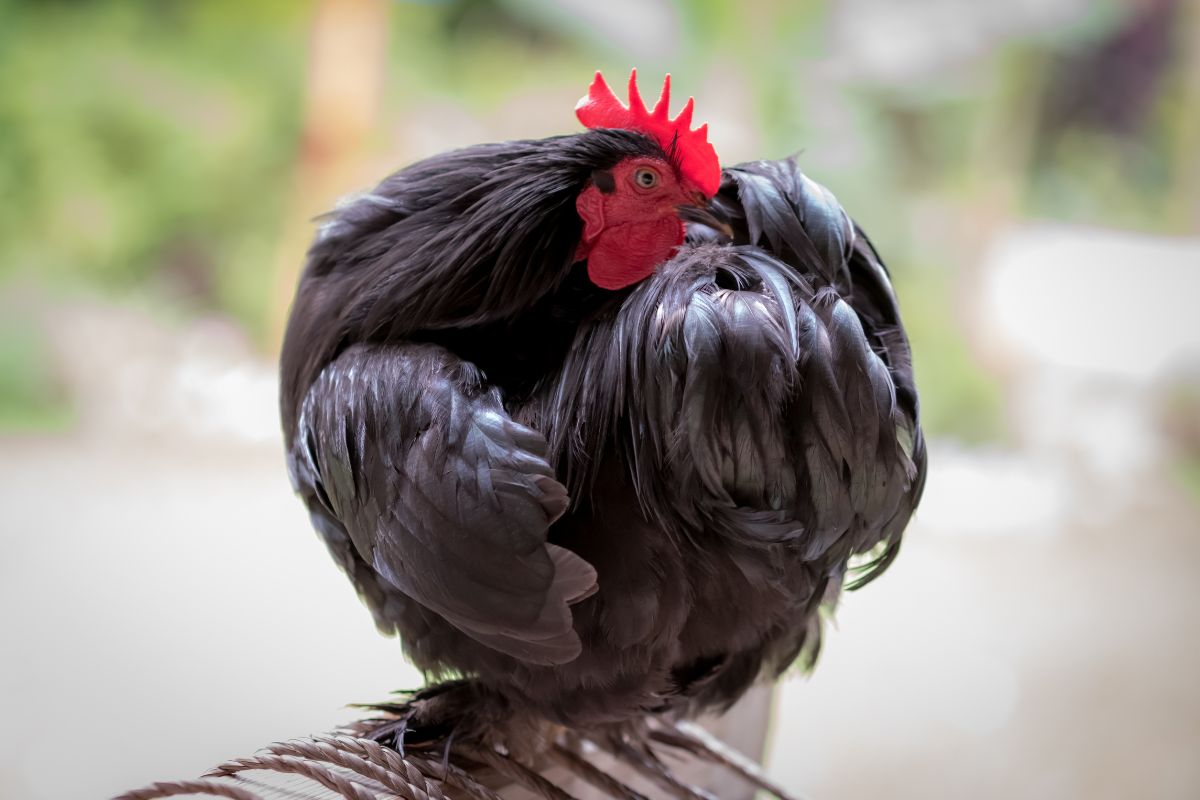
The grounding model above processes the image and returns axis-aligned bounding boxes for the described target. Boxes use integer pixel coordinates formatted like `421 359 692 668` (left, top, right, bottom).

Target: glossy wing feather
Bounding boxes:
289 342 597 665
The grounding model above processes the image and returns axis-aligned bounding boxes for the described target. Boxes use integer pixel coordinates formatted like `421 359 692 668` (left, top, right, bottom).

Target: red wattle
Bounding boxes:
584 217 684 290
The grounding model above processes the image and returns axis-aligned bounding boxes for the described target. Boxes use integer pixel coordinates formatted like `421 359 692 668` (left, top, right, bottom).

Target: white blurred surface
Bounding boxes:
981 225 1200 382
0 435 424 800
768 468 1200 798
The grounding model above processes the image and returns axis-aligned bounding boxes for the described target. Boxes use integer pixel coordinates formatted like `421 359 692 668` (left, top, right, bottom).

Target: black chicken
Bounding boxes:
280 71 925 741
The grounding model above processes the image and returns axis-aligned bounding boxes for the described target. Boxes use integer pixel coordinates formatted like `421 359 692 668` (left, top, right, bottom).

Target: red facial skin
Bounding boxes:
574 156 706 290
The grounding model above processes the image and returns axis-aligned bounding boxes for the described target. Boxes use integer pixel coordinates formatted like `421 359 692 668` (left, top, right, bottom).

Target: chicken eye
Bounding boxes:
633 167 659 189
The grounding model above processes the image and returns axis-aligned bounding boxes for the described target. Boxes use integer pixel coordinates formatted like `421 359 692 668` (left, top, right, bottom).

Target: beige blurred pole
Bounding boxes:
267 0 390 353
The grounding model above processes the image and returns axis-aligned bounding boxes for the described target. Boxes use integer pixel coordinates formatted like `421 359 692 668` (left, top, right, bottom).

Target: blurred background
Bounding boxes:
1 0 1198 797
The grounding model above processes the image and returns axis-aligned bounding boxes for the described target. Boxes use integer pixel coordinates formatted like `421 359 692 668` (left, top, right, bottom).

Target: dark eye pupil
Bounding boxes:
637 170 656 187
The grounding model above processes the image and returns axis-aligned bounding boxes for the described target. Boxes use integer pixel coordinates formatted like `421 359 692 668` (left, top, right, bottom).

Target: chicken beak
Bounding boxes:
676 203 734 239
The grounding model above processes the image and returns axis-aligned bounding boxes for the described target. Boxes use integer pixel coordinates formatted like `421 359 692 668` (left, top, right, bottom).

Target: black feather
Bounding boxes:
280 137 926 729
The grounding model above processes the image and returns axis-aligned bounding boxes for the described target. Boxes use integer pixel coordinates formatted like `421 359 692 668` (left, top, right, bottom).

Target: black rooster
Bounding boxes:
280 71 925 739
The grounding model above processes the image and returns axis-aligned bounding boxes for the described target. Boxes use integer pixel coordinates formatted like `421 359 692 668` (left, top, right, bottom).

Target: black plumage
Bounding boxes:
280 131 925 735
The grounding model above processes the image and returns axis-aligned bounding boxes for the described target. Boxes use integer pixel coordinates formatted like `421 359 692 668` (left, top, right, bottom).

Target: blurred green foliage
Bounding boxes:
0 0 306 327
0 0 1194 440
0 308 70 430
1175 455 1200 503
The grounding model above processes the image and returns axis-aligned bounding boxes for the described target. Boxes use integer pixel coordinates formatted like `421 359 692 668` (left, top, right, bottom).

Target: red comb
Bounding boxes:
575 69 720 198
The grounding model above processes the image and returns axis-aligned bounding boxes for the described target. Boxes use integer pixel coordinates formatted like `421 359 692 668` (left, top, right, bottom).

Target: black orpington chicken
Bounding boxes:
280 71 925 743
